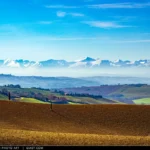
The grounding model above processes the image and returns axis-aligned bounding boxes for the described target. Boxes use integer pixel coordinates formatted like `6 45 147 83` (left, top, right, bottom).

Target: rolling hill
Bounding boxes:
61 84 150 104
0 85 120 104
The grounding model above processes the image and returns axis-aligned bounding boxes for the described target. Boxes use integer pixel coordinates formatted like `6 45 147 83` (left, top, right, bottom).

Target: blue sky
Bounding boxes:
0 0 150 61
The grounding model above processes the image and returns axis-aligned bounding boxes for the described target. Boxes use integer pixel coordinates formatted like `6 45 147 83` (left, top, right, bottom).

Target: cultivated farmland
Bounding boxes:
0 100 150 146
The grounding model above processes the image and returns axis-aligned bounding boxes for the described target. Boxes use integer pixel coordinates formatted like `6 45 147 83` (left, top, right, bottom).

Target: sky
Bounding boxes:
0 0 150 61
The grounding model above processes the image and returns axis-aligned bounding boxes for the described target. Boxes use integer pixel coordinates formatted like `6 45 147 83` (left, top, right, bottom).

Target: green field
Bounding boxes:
15 97 49 104
0 94 8 100
109 85 150 99
65 95 120 104
133 98 150 105
68 101 81 104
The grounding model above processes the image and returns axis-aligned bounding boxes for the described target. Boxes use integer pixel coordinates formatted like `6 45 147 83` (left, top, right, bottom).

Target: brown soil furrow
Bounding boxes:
0 101 150 136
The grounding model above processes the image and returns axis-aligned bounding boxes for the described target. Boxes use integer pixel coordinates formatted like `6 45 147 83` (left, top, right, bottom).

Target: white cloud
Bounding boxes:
111 16 137 22
114 40 150 43
33 37 100 41
87 3 150 9
70 13 84 17
56 11 66 17
56 11 84 18
45 3 150 10
37 21 52 25
83 21 131 28
45 5 80 9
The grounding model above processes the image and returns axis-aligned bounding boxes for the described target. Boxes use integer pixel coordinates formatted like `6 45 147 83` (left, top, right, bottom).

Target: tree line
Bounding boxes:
54 90 103 99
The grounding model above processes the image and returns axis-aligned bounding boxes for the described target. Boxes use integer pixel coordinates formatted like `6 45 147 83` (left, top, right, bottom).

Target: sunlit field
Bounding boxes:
0 101 150 146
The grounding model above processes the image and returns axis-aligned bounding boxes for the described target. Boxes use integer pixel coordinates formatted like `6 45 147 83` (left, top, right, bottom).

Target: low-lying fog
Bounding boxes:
0 67 149 78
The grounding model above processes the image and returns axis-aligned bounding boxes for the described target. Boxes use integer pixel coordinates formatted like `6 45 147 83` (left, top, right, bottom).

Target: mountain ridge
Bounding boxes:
0 57 149 68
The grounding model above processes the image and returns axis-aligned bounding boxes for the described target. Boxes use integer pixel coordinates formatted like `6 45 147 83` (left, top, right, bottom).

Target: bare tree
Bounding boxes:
50 100 53 110
8 92 11 101
48 96 53 111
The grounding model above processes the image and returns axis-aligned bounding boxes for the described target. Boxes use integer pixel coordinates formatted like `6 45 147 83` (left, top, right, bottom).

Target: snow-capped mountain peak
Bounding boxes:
0 58 149 68
113 59 122 63
91 58 101 66
81 57 96 62
4 59 20 68
75 56 95 62
4 58 12 65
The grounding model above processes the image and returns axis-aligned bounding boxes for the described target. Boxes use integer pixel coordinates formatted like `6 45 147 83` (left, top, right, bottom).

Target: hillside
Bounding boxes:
61 84 150 104
0 101 150 145
1 84 150 104
0 86 119 104
0 94 8 100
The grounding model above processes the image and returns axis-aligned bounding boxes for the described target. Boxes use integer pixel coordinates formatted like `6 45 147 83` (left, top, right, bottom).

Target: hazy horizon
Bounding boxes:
0 67 149 78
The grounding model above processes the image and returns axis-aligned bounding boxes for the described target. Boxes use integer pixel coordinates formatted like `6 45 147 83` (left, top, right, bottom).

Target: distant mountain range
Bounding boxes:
0 57 150 68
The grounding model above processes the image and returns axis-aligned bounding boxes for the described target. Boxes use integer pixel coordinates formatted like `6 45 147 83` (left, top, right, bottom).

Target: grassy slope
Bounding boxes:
65 95 121 104
0 87 53 96
0 101 150 145
0 94 8 100
0 86 119 104
133 98 150 104
109 85 150 99
15 97 49 104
